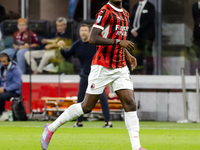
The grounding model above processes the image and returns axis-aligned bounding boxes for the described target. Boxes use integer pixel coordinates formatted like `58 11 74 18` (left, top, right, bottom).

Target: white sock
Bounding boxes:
48 103 83 132
124 111 141 150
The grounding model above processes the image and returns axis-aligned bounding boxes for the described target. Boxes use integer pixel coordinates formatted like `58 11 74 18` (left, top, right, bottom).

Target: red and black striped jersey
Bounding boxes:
91 2 129 69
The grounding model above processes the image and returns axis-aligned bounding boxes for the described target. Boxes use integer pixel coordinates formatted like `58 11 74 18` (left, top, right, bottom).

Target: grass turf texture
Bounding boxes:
0 121 199 150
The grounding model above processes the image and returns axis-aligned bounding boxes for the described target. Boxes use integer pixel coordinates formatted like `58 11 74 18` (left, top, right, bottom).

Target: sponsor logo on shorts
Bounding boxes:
91 83 95 90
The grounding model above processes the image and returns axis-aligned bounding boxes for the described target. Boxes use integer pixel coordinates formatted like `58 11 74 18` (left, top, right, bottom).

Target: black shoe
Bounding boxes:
103 122 113 128
73 122 83 127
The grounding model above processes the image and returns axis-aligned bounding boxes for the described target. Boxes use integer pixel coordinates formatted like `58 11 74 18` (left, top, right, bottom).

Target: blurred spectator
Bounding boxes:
187 1 200 74
0 29 4 51
57 24 112 128
192 1 200 53
0 5 6 23
0 5 5 51
130 0 155 74
24 17 71 74
0 53 22 121
1 18 39 74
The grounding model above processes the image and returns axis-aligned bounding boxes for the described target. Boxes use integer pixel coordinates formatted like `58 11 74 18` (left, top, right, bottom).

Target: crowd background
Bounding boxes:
0 0 199 75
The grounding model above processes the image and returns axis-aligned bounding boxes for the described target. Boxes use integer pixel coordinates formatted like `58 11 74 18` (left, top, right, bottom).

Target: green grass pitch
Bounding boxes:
0 121 200 150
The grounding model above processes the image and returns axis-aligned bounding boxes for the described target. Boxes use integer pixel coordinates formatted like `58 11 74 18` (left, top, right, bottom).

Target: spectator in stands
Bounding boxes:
0 5 6 23
130 0 155 74
191 1 200 57
57 24 112 128
0 29 4 51
187 1 200 74
0 53 22 121
1 18 39 74
24 17 71 74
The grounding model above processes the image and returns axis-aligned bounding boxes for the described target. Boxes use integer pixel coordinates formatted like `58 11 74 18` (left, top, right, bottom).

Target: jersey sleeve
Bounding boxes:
93 9 111 30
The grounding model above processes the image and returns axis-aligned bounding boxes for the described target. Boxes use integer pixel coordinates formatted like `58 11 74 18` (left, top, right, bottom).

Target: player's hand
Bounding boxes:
127 56 137 71
119 40 135 52
57 40 66 49
126 51 137 71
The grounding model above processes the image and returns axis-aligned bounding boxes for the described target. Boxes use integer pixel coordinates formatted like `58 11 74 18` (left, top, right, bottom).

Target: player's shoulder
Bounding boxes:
100 3 112 13
123 8 129 16
101 3 109 9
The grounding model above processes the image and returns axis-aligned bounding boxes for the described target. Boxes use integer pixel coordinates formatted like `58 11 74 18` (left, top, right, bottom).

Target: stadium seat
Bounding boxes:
28 20 50 49
29 20 50 37
1 20 18 48
1 20 18 36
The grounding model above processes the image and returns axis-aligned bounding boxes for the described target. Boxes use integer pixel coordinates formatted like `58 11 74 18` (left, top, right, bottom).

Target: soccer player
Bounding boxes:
40 0 146 150
58 24 113 128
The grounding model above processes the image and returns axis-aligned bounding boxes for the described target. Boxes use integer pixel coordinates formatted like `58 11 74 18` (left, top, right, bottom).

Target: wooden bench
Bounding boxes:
41 97 124 120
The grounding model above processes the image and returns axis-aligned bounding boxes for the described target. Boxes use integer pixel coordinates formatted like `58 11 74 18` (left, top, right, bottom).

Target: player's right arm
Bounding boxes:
90 7 135 52
89 27 135 52
89 27 113 45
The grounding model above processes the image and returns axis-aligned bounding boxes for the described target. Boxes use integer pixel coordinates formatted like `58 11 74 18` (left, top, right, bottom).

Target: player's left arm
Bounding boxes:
89 28 135 52
124 49 137 71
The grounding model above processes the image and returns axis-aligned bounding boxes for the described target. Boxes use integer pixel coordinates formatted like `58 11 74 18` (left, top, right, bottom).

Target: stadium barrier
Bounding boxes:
5 74 200 122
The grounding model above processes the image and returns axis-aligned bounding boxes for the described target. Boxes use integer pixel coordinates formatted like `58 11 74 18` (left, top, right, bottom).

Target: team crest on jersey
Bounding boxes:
97 16 102 23
91 83 95 90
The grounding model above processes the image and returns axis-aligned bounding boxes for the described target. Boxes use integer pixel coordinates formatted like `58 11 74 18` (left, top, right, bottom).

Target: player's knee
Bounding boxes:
81 103 94 113
82 107 93 113
123 99 136 111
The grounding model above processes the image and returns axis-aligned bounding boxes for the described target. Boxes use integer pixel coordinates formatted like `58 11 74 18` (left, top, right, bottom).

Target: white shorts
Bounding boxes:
86 65 133 94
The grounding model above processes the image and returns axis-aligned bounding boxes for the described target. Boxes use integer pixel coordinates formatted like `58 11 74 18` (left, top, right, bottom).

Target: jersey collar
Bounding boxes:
108 2 123 12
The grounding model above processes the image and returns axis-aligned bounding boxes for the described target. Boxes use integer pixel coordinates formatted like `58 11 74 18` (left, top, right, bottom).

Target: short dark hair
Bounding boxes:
0 53 11 62
80 24 91 30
